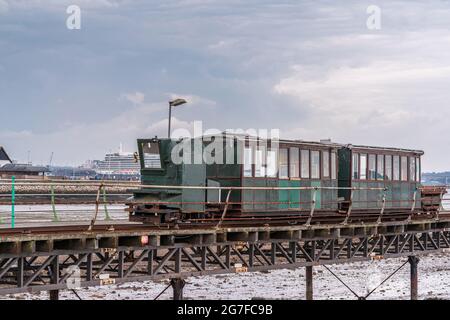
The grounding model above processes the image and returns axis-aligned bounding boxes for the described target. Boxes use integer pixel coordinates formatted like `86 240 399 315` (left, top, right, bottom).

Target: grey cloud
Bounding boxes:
1 0 450 171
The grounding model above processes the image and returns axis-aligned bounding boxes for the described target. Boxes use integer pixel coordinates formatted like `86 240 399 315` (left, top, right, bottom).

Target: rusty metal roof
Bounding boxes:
157 134 424 155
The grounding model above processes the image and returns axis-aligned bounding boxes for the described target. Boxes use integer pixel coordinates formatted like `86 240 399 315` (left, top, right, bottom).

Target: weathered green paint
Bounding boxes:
135 136 418 216
311 181 321 209
51 185 59 222
103 187 111 220
338 146 421 210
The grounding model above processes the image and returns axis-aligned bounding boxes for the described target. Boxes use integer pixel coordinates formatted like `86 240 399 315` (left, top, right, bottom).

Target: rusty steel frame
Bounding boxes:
0 225 449 297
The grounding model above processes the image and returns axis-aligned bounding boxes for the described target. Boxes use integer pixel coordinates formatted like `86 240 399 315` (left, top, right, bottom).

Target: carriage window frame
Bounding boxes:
393 155 400 181
416 157 421 182
331 151 337 180
266 149 277 178
368 154 376 180
360 154 367 180
385 155 392 180
311 150 320 179
141 141 162 169
352 153 359 180
376 154 384 180
301 149 310 179
278 148 289 179
401 156 408 181
243 146 253 177
289 147 300 178
409 157 416 182
322 150 330 178
255 147 266 177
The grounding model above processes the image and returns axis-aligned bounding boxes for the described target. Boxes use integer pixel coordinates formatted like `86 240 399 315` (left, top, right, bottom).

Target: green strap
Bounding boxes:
103 186 110 221
51 185 59 222
11 176 15 228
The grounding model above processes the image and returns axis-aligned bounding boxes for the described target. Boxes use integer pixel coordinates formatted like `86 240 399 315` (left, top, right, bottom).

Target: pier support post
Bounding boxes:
408 256 419 300
306 266 313 300
171 278 186 300
49 290 59 301
49 255 60 301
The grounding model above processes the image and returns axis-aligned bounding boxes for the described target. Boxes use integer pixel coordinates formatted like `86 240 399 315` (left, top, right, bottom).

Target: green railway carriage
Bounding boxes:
130 134 341 223
134 137 207 216
338 145 423 211
130 134 425 225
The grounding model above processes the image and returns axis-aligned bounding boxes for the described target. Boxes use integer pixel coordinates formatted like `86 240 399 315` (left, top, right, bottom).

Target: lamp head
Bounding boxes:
169 98 187 107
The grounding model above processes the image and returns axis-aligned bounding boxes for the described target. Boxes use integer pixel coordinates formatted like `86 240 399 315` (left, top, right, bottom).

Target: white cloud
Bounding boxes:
274 61 450 127
120 91 145 105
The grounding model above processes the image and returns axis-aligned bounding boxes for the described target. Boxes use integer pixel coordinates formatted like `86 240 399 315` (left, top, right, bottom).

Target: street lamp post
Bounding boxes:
168 98 187 138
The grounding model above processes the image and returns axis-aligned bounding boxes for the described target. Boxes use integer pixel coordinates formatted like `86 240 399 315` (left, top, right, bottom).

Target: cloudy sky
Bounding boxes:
1 0 450 171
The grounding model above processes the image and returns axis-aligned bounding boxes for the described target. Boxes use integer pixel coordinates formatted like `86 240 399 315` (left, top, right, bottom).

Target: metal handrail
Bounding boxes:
0 179 387 191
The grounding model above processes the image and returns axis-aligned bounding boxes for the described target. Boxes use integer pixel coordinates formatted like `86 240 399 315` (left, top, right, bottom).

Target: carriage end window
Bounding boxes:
142 142 161 169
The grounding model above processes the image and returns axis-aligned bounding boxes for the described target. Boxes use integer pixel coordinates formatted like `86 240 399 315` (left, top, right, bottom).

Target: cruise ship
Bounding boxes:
96 144 140 175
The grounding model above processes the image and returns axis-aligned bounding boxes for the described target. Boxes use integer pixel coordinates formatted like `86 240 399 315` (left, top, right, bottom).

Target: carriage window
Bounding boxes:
266 149 277 177
409 157 416 182
401 156 408 181
416 157 421 182
301 150 310 178
331 152 337 180
311 151 320 179
385 155 392 180
368 154 376 180
360 154 367 180
279 148 288 179
243 147 253 177
352 153 359 180
322 150 330 178
255 148 266 177
289 147 299 178
393 155 400 180
377 154 384 180
142 142 162 169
